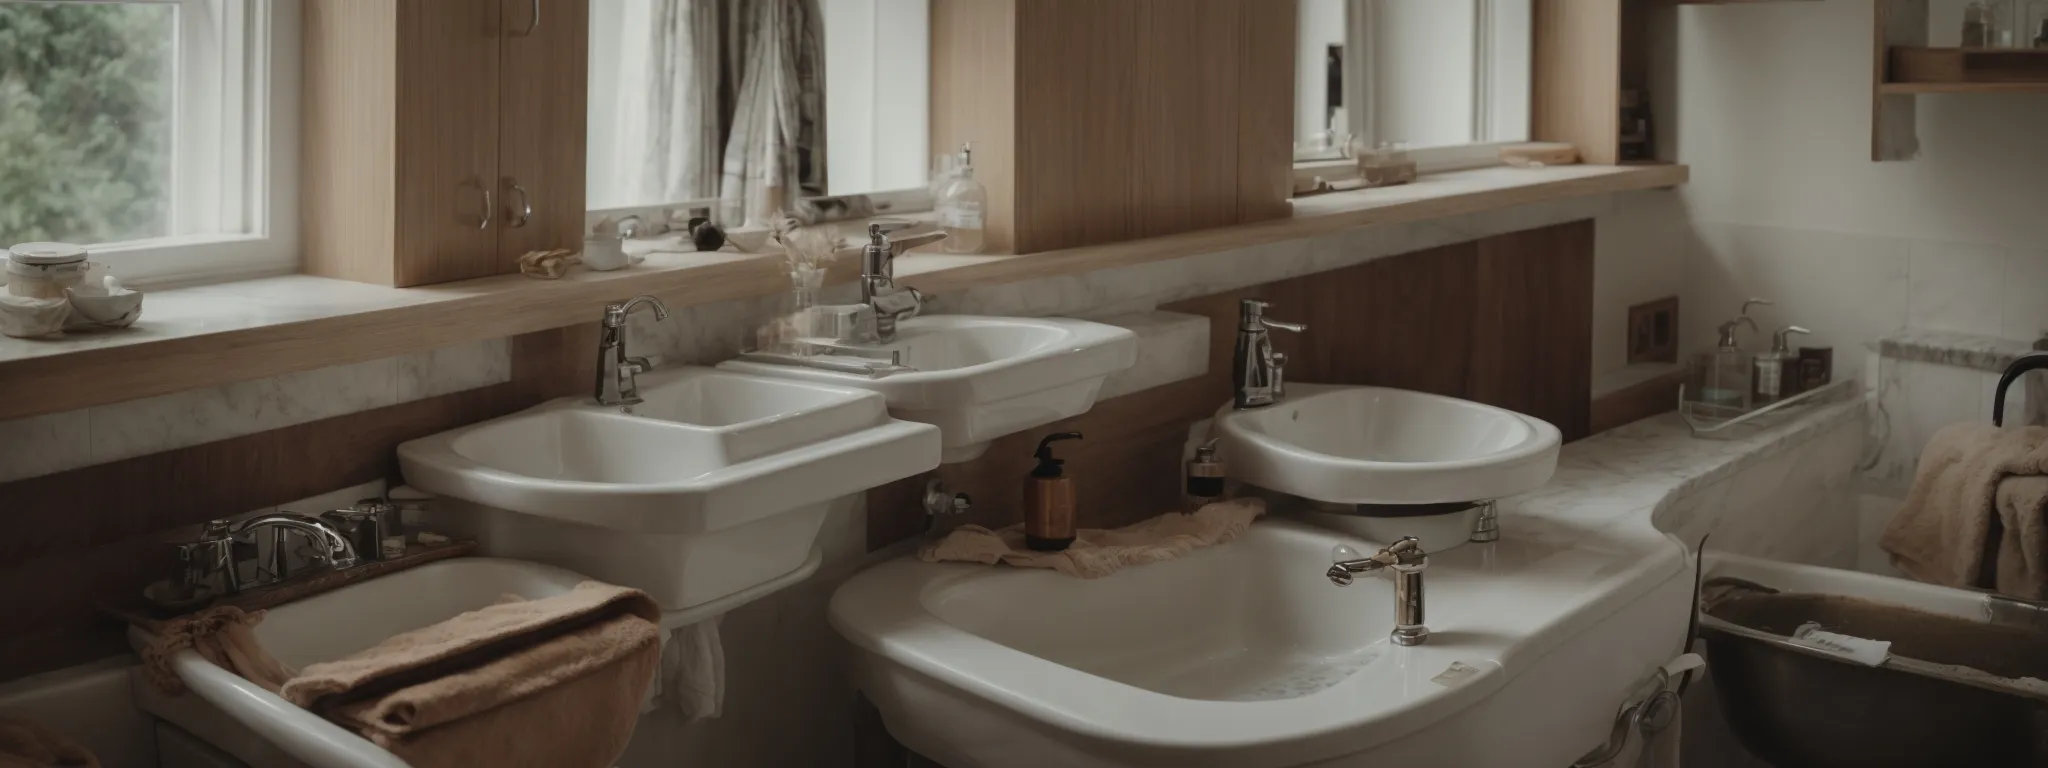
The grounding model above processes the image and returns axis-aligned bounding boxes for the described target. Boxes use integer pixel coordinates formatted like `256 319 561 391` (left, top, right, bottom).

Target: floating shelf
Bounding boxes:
1888 46 2048 86
1874 1 2048 162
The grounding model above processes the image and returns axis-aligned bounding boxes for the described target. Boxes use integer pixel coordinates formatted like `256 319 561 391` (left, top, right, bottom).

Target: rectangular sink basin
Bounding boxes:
398 366 939 610
720 315 1137 462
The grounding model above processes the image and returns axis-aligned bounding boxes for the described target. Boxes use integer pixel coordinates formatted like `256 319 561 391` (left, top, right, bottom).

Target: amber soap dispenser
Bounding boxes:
1025 432 1083 552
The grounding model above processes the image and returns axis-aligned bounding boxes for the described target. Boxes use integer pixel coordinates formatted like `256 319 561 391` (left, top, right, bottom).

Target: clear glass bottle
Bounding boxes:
937 143 986 254
1690 299 1769 416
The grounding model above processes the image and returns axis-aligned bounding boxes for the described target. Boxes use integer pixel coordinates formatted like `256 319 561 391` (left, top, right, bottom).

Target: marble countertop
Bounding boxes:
1510 394 1864 545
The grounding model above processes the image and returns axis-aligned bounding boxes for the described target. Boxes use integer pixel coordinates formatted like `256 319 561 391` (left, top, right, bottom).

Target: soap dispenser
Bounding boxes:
1025 432 1083 552
1184 438 1226 513
1752 325 1812 404
1691 299 1769 412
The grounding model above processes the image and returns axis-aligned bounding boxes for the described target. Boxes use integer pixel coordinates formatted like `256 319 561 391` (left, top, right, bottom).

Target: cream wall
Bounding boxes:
1671 0 2048 364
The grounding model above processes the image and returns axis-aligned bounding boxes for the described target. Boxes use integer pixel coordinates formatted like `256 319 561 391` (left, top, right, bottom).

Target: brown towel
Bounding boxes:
1882 422 2048 598
0 717 98 768
140 606 296 696
281 582 662 768
919 498 1265 578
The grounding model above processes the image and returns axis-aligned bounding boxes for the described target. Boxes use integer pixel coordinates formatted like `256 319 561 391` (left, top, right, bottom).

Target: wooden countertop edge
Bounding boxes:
0 164 1686 422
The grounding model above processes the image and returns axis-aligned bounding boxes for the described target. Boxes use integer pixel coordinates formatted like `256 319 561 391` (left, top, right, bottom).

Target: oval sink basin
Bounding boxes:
130 558 593 768
1217 384 1562 505
720 315 1138 462
831 519 1693 768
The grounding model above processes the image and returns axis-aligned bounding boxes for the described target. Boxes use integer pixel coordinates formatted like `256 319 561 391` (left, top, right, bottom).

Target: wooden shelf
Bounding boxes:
1880 81 2048 94
0 164 1686 422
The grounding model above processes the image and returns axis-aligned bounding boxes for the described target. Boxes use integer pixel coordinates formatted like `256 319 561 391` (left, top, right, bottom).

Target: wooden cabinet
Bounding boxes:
303 0 587 288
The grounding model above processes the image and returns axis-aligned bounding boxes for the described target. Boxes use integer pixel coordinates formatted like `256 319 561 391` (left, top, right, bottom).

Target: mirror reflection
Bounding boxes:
1296 0 1532 165
586 0 930 221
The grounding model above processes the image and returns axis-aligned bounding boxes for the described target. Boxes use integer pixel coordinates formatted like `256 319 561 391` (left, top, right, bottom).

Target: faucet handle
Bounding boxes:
603 295 670 328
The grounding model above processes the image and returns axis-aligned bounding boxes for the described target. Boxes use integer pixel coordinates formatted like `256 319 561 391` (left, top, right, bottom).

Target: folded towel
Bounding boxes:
0 718 97 768
1882 422 2048 597
281 582 662 768
919 498 1265 578
140 606 295 696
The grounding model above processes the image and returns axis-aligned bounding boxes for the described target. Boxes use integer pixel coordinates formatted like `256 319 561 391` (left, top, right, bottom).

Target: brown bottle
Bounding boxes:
1024 432 1083 552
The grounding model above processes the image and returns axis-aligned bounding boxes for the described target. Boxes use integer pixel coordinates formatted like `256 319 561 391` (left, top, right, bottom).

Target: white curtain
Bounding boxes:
604 0 824 221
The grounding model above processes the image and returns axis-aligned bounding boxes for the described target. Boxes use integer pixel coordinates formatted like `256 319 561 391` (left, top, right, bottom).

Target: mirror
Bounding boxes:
1295 0 1532 165
585 0 931 220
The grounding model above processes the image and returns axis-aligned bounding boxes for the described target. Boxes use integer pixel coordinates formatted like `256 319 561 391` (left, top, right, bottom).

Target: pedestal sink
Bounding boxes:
718 315 1138 462
831 519 1691 768
398 367 939 612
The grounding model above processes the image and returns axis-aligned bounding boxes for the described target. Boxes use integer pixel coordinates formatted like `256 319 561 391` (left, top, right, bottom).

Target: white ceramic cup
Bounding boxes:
584 237 629 271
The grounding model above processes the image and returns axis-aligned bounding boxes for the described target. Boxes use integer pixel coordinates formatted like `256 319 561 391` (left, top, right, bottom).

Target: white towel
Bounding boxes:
639 617 725 721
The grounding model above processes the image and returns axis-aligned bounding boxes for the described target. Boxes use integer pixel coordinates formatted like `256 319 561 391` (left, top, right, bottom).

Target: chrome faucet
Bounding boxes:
174 514 360 598
858 223 941 343
1328 537 1430 646
596 295 669 407
1233 299 1307 409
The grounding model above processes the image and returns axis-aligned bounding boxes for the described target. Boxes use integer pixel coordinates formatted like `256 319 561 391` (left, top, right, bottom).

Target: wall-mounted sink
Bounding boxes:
831 519 1691 768
1217 384 1561 506
719 315 1137 462
398 367 939 611
131 558 593 768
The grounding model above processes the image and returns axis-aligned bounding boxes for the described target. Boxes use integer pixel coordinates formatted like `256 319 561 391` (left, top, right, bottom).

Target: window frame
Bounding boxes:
1295 0 1532 190
28 0 303 289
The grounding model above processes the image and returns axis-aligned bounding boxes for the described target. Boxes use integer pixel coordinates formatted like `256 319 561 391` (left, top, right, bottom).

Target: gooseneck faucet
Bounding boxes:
596 295 670 407
1233 299 1307 409
860 223 937 343
1329 537 1430 646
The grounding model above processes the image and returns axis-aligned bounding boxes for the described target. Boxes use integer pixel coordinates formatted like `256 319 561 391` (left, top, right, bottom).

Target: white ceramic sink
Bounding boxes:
130 558 591 768
831 519 1692 768
719 315 1138 462
398 366 939 610
1217 384 1562 506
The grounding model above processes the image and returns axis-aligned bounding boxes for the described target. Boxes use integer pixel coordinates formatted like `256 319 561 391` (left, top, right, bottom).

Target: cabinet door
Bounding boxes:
393 0 504 287
497 0 589 262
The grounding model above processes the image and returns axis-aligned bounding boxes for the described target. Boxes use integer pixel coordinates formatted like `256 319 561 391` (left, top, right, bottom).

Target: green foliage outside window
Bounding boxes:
0 3 173 246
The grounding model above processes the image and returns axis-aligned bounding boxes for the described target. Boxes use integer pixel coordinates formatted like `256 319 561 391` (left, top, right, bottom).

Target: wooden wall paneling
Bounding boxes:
1236 0 1298 224
496 0 590 265
394 0 506 286
302 0 400 285
1467 221 1595 440
1263 244 1480 397
930 0 1019 253
1590 366 1687 434
1128 0 1244 240
1014 0 1139 252
0 327 591 683
1532 0 1622 164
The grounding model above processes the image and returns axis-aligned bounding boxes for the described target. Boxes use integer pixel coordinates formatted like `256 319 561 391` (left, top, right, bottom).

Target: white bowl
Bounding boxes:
66 288 143 328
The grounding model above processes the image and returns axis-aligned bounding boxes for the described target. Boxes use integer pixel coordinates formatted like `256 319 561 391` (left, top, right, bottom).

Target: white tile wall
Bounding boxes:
1907 240 2008 337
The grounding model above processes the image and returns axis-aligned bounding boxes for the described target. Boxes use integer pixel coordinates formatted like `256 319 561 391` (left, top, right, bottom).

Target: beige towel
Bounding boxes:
1882 422 2048 598
0 718 98 768
281 581 662 768
919 498 1265 578
140 606 295 696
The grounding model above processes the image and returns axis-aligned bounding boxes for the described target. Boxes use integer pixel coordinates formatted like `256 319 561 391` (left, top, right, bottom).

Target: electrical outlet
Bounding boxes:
1628 297 1679 364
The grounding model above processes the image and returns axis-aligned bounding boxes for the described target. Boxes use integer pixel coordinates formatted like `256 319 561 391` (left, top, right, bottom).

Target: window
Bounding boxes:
0 0 298 287
1296 0 1531 177
586 0 930 223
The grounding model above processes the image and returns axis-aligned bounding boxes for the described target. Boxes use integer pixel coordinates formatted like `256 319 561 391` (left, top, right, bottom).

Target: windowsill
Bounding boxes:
0 163 1686 421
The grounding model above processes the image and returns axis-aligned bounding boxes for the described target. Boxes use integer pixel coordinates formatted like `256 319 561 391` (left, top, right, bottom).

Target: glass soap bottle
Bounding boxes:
1691 299 1769 414
938 143 986 254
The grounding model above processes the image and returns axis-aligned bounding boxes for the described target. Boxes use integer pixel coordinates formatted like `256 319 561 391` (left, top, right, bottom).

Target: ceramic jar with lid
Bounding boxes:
4 242 90 300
